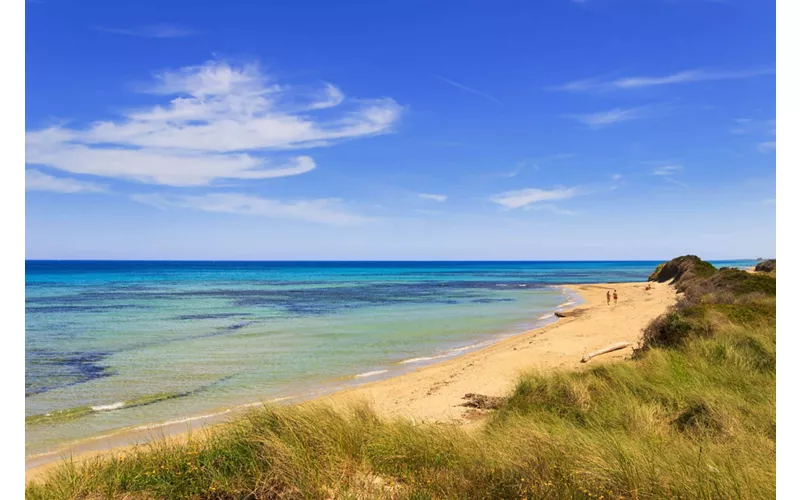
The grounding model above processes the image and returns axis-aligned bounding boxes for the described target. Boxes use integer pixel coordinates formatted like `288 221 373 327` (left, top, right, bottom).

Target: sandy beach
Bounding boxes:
324 280 676 424
26 280 675 482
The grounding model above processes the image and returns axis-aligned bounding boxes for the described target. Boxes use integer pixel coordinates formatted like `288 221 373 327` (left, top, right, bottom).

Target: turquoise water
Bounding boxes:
25 260 756 456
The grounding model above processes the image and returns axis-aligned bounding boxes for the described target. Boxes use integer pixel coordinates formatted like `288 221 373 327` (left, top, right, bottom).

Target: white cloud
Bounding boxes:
131 192 370 225
490 187 579 209
26 169 107 193
418 193 447 202
435 76 503 105
570 107 644 127
652 165 683 176
554 67 774 92
611 173 623 180
757 141 776 153
309 83 346 110
95 24 197 38
26 60 402 186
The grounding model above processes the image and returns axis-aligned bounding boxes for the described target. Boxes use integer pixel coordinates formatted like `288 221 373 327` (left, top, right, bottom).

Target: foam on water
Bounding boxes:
91 402 125 412
354 370 389 378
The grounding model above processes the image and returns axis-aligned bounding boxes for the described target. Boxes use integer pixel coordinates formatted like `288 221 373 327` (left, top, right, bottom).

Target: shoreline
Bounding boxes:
26 280 675 482
25 286 578 464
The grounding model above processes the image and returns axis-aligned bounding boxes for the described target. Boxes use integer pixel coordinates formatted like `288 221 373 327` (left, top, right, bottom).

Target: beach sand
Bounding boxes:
323 281 676 424
26 280 676 482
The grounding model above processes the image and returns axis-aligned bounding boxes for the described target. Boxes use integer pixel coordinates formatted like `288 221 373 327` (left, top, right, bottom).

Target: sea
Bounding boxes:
25 260 757 458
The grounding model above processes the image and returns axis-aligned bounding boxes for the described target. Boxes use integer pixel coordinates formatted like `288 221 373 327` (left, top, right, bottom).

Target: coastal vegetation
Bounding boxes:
755 259 777 275
27 256 776 499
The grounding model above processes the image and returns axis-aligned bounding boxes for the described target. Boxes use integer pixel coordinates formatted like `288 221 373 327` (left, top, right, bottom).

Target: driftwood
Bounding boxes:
580 341 632 363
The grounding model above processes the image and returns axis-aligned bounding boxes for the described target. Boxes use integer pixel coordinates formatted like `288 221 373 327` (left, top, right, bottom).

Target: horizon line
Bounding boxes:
25 258 763 263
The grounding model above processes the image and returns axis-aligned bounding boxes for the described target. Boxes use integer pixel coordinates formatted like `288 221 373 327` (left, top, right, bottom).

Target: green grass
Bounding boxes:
27 259 776 499
710 268 777 296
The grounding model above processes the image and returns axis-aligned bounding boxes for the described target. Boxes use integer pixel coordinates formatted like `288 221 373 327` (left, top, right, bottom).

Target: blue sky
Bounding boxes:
25 0 776 260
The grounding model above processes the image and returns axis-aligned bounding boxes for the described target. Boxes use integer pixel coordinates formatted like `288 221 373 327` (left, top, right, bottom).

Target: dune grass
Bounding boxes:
26 264 776 499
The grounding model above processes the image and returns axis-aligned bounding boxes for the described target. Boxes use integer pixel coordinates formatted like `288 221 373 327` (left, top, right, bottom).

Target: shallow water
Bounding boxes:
25 260 756 455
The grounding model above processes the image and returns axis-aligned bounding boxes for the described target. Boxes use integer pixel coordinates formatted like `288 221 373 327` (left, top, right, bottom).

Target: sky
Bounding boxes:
25 0 776 260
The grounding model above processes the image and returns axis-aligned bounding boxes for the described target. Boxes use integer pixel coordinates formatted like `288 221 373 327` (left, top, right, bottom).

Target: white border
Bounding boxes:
0 0 25 494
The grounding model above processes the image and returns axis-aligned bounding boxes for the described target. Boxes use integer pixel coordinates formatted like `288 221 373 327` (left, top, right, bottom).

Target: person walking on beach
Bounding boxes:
606 290 611 305
613 290 618 305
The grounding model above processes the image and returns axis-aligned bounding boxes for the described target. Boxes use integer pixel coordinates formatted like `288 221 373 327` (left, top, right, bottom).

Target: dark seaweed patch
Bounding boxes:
26 304 147 314
25 350 114 397
150 281 544 316
27 280 547 319
222 322 254 331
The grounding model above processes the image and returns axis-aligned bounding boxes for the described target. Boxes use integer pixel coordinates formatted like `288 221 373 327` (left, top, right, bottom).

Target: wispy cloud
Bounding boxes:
728 118 775 152
490 187 579 209
530 204 577 216
94 24 198 38
26 169 107 193
652 164 683 176
26 60 403 187
611 173 623 181
569 107 645 128
131 192 370 225
497 154 575 178
553 67 774 92
663 176 689 188
649 163 688 187
730 117 775 136
417 193 447 202
435 76 503 105
757 141 776 153
499 161 526 178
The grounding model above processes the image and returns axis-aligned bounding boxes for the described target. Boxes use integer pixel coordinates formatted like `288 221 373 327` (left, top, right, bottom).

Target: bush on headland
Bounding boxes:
755 259 776 274
641 257 776 350
647 254 717 291
27 257 776 500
